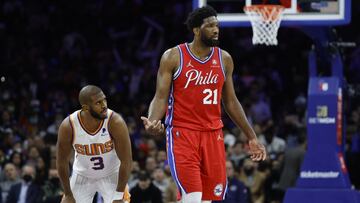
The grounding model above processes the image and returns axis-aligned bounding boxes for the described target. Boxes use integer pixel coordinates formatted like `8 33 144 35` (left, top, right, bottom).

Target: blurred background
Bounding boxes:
0 0 359 203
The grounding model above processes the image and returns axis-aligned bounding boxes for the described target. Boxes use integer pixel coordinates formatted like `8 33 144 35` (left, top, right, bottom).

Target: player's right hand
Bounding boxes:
141 116 165 136
248 138 267 161
61 195 76 203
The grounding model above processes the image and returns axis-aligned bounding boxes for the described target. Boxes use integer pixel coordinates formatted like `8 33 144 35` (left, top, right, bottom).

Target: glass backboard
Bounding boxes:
193 0 351 26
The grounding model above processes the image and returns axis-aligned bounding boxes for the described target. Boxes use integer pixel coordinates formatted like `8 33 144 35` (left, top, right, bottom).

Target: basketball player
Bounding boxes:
57 85 132 203
141 6 266 203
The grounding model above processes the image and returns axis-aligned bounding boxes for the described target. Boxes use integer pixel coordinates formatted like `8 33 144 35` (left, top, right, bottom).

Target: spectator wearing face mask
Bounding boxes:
41 168 63 203
6 165 43 203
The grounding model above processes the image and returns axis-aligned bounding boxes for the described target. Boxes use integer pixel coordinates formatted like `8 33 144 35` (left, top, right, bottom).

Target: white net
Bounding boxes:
244 5 285 46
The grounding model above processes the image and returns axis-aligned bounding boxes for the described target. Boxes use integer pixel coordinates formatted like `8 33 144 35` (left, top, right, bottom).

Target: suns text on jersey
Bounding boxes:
74 140 114 156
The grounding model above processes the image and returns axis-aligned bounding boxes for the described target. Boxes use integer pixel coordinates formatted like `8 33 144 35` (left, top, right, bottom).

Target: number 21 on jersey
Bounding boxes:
203 88 218 104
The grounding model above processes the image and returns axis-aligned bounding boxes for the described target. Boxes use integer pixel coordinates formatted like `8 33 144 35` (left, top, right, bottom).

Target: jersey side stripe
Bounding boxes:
222 180 228 200
69 115 76 145
218 48 226 80
107 110 114 139
107 110 114 126
167 127 186 193
165 85 175 126
173 45 183 80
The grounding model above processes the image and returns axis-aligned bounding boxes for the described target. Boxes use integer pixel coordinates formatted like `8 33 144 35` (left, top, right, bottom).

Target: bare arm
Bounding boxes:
56 117 75 197
221 50 266 161
109 113 133 192
141 47 179 135
148 47 178 121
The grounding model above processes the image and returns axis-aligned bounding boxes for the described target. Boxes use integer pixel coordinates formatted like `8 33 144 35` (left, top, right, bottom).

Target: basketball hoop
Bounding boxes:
244 5 285 46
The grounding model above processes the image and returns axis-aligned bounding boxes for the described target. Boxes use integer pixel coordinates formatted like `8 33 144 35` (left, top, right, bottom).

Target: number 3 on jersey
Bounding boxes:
203 89 218 104
90 157 104 170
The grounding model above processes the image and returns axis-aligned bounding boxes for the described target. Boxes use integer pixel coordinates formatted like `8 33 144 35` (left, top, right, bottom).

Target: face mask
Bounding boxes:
23 174 33 183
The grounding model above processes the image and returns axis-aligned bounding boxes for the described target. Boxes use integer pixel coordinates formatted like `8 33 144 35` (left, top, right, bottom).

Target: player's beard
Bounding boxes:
89 107 107 120
201 32 219 47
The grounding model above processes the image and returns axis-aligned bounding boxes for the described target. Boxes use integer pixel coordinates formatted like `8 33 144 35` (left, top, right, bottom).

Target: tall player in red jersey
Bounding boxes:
141 6 266 203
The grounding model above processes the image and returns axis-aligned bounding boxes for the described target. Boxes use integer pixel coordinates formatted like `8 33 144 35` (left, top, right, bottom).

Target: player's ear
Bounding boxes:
193 27 200 36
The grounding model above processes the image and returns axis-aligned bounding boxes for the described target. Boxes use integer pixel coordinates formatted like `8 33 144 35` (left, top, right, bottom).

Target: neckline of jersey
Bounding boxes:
77 111 105 136
185 43 214 64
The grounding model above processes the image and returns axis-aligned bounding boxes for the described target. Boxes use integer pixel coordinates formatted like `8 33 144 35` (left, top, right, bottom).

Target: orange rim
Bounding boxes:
244 5 285 21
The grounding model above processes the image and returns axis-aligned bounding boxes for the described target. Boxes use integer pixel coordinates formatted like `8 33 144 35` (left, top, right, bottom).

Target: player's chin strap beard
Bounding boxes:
201 36 219 47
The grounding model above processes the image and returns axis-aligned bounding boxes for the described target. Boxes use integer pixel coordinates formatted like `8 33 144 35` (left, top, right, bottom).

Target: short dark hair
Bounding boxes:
185 6 217 32
138 170 150 181
78 85 102 105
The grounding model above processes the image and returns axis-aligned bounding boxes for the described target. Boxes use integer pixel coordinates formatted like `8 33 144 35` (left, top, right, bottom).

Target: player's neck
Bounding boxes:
188 40 212 60
80 110 103 130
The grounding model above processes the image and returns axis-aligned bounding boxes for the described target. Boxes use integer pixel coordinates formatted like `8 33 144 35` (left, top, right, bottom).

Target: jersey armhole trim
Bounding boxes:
107 111 114 140
173 45 183 80
218 48 226 80
69 116 75 145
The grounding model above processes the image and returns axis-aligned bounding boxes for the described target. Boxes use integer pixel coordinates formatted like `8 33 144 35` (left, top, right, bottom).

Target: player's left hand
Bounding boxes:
248 138 267 161
141 116 165 136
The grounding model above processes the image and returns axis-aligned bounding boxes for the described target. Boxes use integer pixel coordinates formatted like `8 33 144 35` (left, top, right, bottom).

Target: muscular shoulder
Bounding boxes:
109 112 125 124
220 49 232 63
57 116 73 144
160 46 180 73
59 116 72 134
162 47 180 62
108 112 127 132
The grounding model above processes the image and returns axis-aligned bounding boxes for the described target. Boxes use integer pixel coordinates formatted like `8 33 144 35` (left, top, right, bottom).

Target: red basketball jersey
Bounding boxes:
165 43 226 131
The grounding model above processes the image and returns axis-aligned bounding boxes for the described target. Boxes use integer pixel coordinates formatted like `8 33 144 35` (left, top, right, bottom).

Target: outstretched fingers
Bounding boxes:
140 116 164 135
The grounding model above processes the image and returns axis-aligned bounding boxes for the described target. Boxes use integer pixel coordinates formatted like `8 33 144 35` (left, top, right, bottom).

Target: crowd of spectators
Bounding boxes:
1 0 360 203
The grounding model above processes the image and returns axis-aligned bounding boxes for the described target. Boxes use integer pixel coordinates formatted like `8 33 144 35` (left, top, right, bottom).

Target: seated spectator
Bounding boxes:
152 167 170 199
130 170 163 203
41 168 63 203
214 160 249 203
0 163 20 202
145 157 157 175
25 146 40 167
9 152 24 172
6 165 43 203
156 150 167 168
